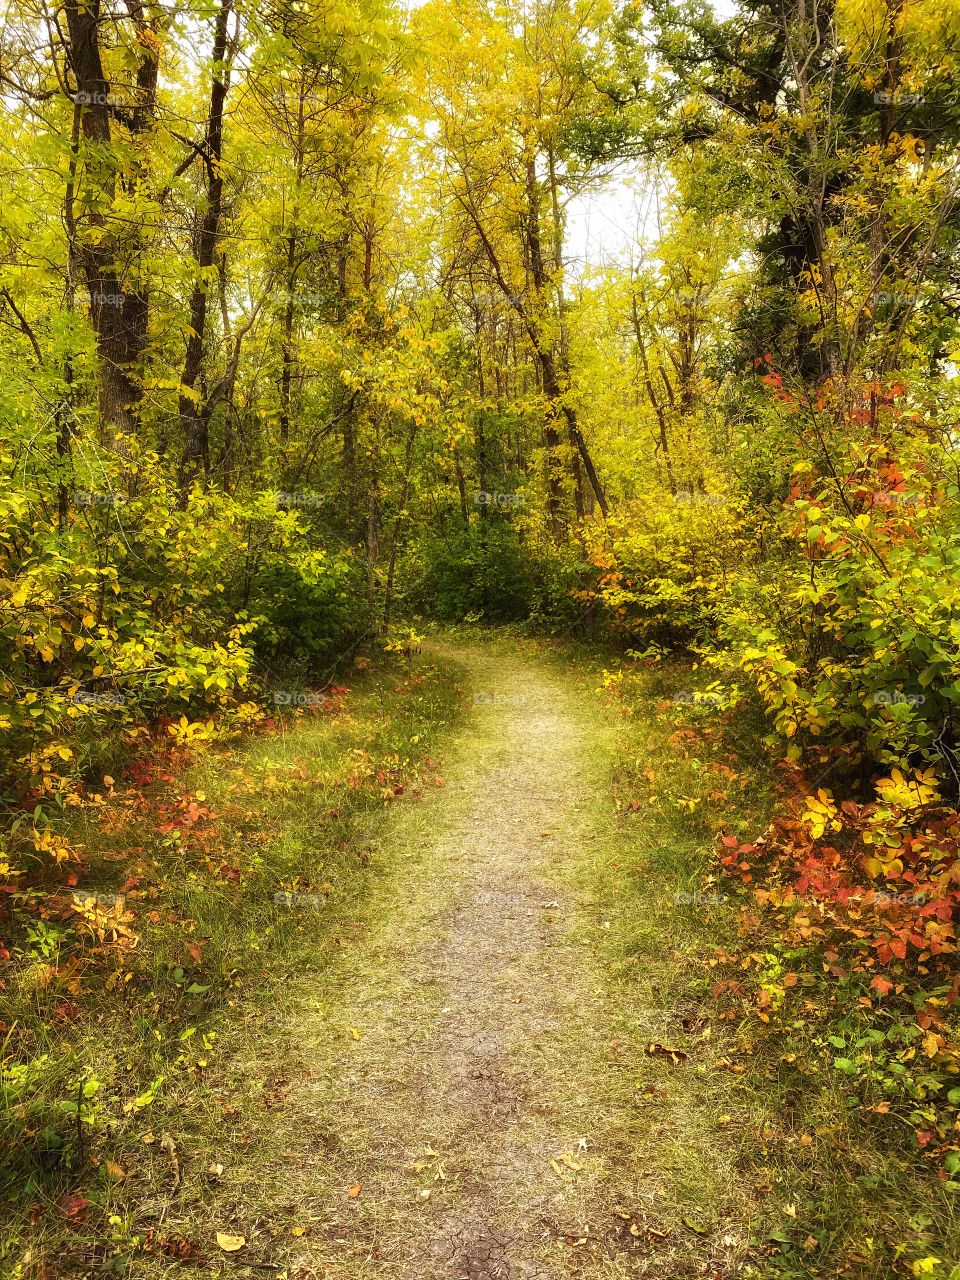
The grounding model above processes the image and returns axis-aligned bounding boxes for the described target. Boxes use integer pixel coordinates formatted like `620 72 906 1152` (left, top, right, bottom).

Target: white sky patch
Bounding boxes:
565 168 668 275
564 0 737 272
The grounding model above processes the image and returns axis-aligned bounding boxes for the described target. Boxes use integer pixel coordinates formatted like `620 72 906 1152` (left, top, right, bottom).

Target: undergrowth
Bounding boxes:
0 647 463 1276
593 649 960 1280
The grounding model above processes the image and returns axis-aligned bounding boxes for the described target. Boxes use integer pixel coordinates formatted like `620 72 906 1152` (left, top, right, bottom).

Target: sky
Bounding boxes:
564 0 739 273
565 171 667 276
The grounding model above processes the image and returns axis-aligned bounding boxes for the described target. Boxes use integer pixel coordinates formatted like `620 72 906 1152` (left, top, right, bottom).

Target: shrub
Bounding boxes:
584 493 750 646
407 523 536 622
245 547 370 670
0 440 369 806
714 378 960 777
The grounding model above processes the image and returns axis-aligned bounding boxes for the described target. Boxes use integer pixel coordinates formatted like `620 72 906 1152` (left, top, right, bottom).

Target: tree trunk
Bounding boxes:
179 0 232 494
382 424 419 630
279 230 297 444
63 0 158 437
523 149 565 540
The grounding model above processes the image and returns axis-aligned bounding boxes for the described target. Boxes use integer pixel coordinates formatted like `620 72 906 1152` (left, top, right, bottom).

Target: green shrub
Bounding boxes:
407 523 536 621
246 547 371 669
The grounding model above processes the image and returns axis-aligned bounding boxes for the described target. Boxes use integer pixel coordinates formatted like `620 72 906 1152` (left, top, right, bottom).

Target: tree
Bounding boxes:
416 0 616 537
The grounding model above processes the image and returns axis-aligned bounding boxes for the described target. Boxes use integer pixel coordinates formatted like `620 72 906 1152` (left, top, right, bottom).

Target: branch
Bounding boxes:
0 289 43 363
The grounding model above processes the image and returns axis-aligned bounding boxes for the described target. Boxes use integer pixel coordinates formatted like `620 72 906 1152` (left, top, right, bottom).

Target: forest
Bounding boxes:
3 0 960 1275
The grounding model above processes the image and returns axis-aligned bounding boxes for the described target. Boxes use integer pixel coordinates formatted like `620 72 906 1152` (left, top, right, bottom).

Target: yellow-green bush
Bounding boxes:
584 492 751 646
714 385 960 776
0 438 369 807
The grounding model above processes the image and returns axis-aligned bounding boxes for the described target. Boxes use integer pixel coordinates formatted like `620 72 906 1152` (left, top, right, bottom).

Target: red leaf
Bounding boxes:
59 1194 92 1220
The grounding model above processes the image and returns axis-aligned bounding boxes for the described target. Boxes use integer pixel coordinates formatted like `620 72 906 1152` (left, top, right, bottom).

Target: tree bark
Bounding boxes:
179 0 232 494
523 149 565 539
63 0 159 436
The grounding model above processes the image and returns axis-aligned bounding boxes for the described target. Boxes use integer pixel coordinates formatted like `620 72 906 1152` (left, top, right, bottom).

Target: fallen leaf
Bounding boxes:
645 1042 688 1065
59 1194 91 1220
216 1232 245 1253
160 1132 181 1188
347 1183 361 1198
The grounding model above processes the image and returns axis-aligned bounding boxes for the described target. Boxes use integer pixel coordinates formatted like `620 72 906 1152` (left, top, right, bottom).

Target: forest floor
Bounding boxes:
123 637 758 1279
18 634 949 1280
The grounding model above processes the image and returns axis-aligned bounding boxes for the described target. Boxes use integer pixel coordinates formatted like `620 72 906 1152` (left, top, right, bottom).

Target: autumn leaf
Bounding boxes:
645 1042 688 1065
59 1194 92 1220
216 1232 246 1252
923 1030 944 1058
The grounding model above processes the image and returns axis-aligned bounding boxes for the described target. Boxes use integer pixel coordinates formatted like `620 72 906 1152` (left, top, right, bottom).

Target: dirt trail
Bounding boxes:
229 644 745 1278
287 647 611 1278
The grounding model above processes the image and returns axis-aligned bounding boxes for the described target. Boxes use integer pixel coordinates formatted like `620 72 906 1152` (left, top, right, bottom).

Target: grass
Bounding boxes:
0 646 465 1277
5 627 960 1279
566 642 960 1280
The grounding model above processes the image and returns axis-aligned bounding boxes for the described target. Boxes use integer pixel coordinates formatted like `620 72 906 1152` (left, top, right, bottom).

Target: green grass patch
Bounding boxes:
0 647 464 1276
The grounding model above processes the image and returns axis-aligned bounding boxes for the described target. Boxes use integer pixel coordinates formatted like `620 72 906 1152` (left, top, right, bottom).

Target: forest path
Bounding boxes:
286 642 624 1279
196 641 749 1279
